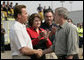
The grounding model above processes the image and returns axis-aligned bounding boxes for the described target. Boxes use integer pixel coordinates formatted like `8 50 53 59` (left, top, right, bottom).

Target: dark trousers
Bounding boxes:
31 54 46 59
57 54 79 59
79 36 83 48
1 39 5 52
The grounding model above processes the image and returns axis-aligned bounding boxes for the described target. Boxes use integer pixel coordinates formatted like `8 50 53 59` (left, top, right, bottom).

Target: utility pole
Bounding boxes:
69 1 73 11
60 1 65 7
51 1 53 10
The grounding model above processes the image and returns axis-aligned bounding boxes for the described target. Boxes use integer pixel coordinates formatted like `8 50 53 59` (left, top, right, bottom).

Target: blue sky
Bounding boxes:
1 1 83 15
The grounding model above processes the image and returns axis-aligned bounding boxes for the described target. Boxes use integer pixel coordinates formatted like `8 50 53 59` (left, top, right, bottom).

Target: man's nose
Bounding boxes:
48 17 51 20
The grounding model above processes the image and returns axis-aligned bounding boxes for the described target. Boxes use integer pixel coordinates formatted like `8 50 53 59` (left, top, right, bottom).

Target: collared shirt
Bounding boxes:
50 21 79 56
40 22 59 43
9 21 33 56
26 27 52 49
40 22 59 31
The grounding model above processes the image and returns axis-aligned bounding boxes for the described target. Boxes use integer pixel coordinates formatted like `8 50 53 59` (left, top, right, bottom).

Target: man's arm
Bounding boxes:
66 25 79 59
13 29 42 58
42 47 53 55
20 47 42 58
48 26 57 37
66 55 73 59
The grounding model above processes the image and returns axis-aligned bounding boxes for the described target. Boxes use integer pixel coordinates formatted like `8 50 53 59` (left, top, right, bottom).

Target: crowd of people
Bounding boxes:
1 1 52 21
37 4 53 22
1 2 83 59
1 1 18 21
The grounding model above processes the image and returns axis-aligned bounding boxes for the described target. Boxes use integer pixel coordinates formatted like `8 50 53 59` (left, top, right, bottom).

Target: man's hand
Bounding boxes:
34 49 43 58
66 55 73 59
48 26 57 37
51 26 57 34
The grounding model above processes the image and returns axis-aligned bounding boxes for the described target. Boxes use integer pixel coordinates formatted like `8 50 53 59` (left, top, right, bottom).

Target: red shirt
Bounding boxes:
26 27 52 48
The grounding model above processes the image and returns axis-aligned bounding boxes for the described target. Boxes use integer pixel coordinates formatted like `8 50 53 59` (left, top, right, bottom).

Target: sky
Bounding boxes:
1 1 83 15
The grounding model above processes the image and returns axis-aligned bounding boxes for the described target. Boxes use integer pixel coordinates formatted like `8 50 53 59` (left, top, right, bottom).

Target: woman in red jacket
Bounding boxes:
26 13 52 59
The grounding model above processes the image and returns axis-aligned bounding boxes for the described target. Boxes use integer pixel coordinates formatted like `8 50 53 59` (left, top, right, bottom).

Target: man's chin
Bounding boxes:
48 22 52 25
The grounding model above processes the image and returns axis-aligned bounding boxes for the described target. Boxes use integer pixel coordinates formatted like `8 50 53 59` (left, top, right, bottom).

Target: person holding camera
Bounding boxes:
26 13 52 59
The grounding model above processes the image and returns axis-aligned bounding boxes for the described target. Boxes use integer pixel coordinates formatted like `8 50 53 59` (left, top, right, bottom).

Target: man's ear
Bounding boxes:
17 14 21 19
60 14 64 18
60 14 64 20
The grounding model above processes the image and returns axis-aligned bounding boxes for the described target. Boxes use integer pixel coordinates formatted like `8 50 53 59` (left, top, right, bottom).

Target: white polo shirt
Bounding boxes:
9 21 33 56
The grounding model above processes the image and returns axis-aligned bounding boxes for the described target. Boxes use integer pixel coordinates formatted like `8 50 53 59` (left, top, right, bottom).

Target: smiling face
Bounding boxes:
21 8 28 23
54 7 69 25
18 8 28 24
32 17 41 28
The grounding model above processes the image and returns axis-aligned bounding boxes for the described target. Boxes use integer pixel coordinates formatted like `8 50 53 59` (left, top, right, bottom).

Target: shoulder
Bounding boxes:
40 22 46 27
66 23 78 32
26 27 30 30
68 23 77 29
14 22 21 30
26 27 32 31
10 21 22 31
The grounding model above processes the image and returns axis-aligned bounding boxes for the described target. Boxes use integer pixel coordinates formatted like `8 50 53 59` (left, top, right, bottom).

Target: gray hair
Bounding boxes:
55 7 69 19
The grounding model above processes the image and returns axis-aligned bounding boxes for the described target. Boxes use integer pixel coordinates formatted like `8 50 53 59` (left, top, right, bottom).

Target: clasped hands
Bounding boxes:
34 49 43 58
38 30 50 40
39 27 57 40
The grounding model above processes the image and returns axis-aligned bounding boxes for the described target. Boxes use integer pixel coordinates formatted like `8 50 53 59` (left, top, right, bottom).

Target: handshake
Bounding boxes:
34 48 52 58
34 49 45 58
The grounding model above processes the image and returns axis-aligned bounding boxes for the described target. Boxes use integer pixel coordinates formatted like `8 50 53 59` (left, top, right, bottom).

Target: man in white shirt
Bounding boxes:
9 5 42 59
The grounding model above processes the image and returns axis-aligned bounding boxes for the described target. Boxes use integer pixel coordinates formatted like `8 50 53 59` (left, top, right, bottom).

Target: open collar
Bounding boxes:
60 21 68 29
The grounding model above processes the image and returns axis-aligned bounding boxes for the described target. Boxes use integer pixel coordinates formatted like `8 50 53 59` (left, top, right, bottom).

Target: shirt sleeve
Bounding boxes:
13 30 27 50
46 38 52 48
50 36 56 52
67 26 79 55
